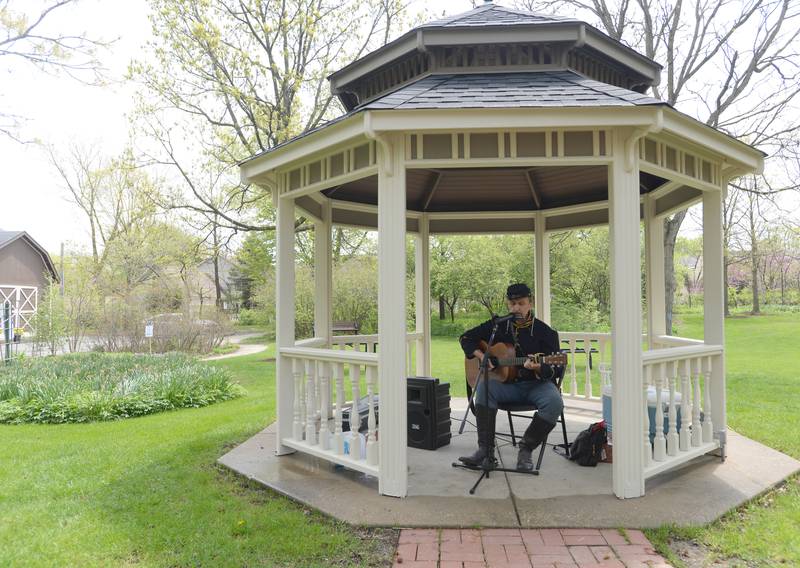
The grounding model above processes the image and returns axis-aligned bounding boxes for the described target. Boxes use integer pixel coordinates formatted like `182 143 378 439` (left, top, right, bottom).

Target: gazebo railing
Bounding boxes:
640 344 721 479
560 332 611 400
330 332 423 376
280 345 380 476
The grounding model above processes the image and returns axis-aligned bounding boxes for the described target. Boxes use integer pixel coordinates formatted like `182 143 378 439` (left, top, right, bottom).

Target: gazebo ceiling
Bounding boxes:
322 166 668 213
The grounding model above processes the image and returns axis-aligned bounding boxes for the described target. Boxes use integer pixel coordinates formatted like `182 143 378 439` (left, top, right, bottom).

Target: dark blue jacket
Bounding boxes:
459 316 561 381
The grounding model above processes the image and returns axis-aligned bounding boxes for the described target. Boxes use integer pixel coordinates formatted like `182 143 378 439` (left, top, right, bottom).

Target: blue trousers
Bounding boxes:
474 379 564 425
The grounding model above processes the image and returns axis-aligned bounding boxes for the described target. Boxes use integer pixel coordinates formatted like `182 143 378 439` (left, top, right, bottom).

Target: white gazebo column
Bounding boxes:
534 211 551 324
703 188 727 454
609 129 645 498
314 199 333 345
644 195 666 347
275 190 296 455
415 213 431 376
377 133 408 497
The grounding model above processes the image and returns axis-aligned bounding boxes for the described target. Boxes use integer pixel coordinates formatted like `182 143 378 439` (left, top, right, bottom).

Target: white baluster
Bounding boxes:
584 337 593 398
348 363 361 459
292 358 304 441
407 340 414 377
569 338 577 396
366 365 379 466
299 359 307 437
653 362 667 461
691 358 702 447
314 359 322 422
680 359 691 452
318 361 330 450
332 362 345 455
598 338 607 368
667 363 679 456
702 356 714 443
305 359 317 445
643 364 652 466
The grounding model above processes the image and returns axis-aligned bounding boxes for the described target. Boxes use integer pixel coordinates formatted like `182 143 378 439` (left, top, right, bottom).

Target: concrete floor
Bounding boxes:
218 398 800 528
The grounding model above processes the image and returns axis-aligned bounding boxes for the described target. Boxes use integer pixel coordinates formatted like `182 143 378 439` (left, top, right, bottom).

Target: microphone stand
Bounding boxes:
452 316 540 495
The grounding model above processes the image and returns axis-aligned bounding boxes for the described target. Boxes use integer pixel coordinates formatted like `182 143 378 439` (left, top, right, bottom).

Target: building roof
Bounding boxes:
328 2 662 101
238 70 666 167
0 230 60 282
421 3 577 27
361 70 666 110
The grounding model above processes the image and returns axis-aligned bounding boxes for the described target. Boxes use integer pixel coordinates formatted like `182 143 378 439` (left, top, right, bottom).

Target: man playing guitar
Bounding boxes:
458 283 564 472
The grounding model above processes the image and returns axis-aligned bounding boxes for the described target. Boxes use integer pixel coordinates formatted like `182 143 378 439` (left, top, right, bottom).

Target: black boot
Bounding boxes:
459 405 497 466
517 414 556 472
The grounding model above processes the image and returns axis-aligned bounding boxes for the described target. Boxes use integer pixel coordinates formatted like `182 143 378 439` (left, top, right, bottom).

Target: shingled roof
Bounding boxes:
422 3 577 27
361 71 666 110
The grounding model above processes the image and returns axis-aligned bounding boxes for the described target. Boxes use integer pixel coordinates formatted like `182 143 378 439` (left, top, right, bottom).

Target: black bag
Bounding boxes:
568 420 608 467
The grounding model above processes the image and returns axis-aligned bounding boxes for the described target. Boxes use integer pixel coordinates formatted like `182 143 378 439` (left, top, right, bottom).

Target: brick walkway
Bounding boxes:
393 528 673 568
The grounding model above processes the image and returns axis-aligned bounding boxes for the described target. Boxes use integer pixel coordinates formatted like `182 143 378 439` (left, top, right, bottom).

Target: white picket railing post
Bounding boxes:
349 363 362 460
679 359 691 452
653 362 667 461
305 359 317 445
318 361 331 451
691 358 702 447
702 357 714 443
584 337 593 399
666 364 679 457
568 338 578 396
292 358 304 441
333 362 345 455
366 365 379 466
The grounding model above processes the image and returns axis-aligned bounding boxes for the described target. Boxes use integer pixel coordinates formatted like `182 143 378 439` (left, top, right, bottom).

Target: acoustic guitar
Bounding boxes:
465 340 568 388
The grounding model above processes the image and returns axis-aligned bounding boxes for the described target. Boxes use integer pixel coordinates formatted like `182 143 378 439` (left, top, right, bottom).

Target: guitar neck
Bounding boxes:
496 357 531 367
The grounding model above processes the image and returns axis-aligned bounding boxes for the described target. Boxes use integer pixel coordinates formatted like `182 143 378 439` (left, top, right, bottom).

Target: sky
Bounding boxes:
0 0 788 253
0 0 152 252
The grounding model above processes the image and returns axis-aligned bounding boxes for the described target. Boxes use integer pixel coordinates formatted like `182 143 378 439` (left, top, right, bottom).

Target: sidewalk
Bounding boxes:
393 528 672 568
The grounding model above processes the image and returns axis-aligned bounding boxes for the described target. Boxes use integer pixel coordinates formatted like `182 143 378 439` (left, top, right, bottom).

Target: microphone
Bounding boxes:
491 313 520 324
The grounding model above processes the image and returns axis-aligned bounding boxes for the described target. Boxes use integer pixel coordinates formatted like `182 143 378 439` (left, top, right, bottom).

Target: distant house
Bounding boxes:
189 256 245 313
0 230 59 331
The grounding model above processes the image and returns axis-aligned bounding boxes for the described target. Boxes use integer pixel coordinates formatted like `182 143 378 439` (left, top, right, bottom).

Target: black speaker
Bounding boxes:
407 377 451 450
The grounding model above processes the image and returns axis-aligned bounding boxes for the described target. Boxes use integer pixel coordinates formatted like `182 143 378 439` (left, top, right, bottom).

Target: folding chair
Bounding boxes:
458 366 570 472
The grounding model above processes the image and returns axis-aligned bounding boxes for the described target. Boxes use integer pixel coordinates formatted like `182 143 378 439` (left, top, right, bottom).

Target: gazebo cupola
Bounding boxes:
239 1 763 500
329 1 659 111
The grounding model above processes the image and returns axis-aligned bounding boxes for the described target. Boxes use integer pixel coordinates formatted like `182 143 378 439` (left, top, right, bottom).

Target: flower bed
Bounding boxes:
0 353 244 424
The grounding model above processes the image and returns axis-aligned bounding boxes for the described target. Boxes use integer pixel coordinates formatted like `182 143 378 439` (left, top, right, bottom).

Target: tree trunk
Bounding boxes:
663 211 686 335
438 295 445 320
749 204 760 315
212 223 223 309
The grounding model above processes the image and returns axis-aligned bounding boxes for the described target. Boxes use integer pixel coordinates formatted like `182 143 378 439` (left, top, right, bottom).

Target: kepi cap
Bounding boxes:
506 283 531 300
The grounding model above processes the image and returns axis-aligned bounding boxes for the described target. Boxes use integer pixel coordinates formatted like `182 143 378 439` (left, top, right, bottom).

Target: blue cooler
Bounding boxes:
602 385 683 443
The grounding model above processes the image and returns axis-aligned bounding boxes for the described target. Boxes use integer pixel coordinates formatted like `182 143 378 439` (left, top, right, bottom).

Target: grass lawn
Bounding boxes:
647 310 800 567
2 311 798 567
0 351 393 567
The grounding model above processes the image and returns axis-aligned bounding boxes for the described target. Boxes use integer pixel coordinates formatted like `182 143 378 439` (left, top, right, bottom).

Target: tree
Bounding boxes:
515 0 800 331
0 0 110 140
47 145 160 271
131 0 416 233
430 237 471 322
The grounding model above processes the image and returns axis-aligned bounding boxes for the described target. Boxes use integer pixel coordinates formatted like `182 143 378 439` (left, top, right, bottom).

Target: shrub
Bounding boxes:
0 353 244 424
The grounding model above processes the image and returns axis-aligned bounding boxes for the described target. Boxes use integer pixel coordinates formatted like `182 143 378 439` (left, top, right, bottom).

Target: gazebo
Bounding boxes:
238 2 763 500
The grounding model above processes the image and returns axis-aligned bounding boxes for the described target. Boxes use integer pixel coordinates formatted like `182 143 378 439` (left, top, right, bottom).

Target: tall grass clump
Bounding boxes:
0 353 245 424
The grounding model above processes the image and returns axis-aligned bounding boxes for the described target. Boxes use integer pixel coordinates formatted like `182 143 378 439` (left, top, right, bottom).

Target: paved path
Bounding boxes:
203 333 269 361
393 528 672 568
